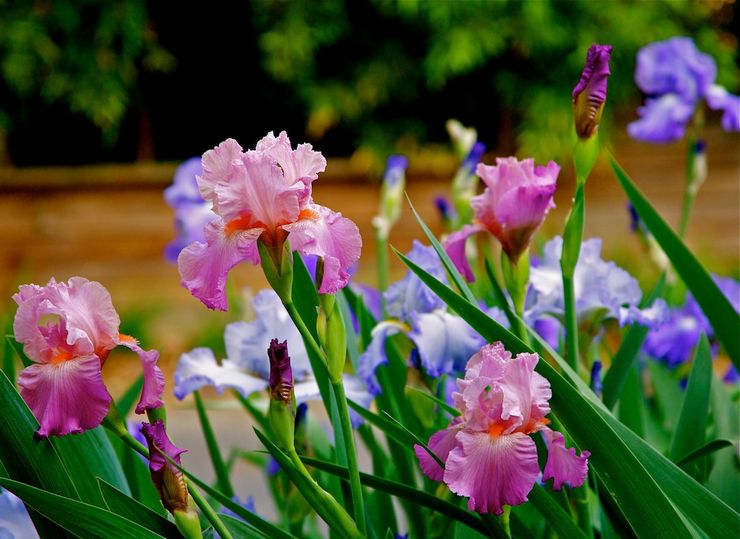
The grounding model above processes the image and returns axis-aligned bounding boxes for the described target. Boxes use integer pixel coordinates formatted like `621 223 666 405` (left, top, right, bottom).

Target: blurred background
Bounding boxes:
0 0 738 517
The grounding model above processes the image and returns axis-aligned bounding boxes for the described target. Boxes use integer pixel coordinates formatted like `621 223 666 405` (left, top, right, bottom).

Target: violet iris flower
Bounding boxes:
178 132 362 310
628 37 740 142
12 277 164 437
0 488 39 538
173 289 371 425
415 342 589 514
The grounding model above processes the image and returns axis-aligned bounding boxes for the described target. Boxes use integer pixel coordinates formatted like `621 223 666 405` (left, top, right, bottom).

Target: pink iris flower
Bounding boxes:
178 132 362 310
444 157 558 279
13 277 164 437
415 342 589 515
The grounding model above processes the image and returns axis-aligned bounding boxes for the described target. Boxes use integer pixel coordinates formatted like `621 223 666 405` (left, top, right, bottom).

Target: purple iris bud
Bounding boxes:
268 339 293 405
295 402 308 427
572 44 613 139
140 421 189 514
627 202 640 232
462 141 486 174
266 457 281 476
384 155 409 188
434 195 455 223
590 360 603 397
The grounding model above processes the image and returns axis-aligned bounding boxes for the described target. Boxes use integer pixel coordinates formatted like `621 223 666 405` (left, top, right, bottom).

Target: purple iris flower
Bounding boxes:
0 487 39 538
163 157 218 262
628 37 740 142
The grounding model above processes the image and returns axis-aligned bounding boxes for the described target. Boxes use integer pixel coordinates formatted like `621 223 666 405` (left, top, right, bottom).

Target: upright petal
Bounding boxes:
173 347 268 399
542 428 590 490
284 204 362 294
18 354 111 437
199 138 244 207
255 131 327 187
498 352 551 433
117 335 165 414
164 157 204 207
178 219 262 311
444 431 539 515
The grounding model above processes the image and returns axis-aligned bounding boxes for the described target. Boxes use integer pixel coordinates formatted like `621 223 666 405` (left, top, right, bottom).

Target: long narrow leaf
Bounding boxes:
611 156 739 368
677 439 734 468
98 479 181 538
194 391 234 497
0 477 163 539
528 484 587 539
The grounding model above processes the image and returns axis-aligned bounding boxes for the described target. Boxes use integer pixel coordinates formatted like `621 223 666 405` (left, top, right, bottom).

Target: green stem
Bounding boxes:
193 391 234 498
678 137 698 239
331 380 367 535
499 506 512 537
562 274 579 372
284 301 327 365
375 229 389 316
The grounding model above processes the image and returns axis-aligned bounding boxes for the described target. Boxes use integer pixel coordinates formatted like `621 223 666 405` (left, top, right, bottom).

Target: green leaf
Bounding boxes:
706 376 740 507
0 477 164 538
483 257 518 330
194 391 234 498
528 484 586 539
670 335 712 465
602 275 665 410
405 194 477 304
299 455 491 536
395 250 698 538
676 439 734 468
221 514 269 539
617 364 645 437
407 386 460 417
97 478 182 538
610 156 740 368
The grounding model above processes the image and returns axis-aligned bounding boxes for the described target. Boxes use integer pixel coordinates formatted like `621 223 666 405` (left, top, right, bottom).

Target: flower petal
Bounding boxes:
442 224 482 282
117 335 165 414
284 204 362 294
173 347 267 399
444 430 539 515
178 219 262 311
705 85 740 132
415 419 463 482
255 131 327 187
199 138 244 207
357 321 404 395
627 94 695 143
542 428 590 490
0 487 39 539
18 354 111 437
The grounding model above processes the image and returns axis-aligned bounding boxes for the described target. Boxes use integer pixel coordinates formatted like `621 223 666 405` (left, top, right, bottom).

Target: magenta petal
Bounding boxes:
284 204 362 294
255 131 327 187
18 354 111 437
443 224 482 282
498 352 551 433
199 138 244 207
444 431 539 515
140 420 187 473
414 419 463 482
178 219 262 310
542 428 590 490
117 336 165 414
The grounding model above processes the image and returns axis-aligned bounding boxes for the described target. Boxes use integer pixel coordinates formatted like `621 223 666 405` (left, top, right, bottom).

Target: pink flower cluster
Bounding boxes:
415 342 589 514
178 132 362 310
13 277 164 437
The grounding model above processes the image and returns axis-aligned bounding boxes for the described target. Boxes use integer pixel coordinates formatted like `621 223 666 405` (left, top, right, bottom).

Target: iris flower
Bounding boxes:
13 277 164 437
416 342 589 514
178 132 362 311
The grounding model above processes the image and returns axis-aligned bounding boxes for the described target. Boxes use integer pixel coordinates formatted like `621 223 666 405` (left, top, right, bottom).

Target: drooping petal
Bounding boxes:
18 354 111 437
215 151 305 231
542 428 590 490
415 419 463 482
705 85 740 132
198 138 244 207
356 321 405 395
386 241 449 320
442 224 482 282
627 94 695 144
284 204 362 294
408 310 485 377
173 347 268 399
444 431 539 515
178 219 262 311
224 290 311 380
255 131 327 188
117 335 164 414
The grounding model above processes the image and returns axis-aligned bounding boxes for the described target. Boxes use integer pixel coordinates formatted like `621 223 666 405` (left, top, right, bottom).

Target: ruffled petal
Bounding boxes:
627 94 695 143
705 85 740 132
215 151 305 231
498 352 551 433
173 347 268 399
199 138 244 207
442 224 482 282
415 419 463 481
18 354 111 437
224 290 311 379
408 310 484 377
178 219 262 311
255 131 327 187
444 431 539 515
542 428 590 490
117 335 165 414
284 204 362 294
357 321 404 395
385 241 448 321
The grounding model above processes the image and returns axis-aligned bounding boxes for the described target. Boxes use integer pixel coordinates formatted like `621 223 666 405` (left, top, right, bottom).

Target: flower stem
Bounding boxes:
331 379 367 535
375 229 390 316
562 274 580 372
193 391 234 498
284 301 327 365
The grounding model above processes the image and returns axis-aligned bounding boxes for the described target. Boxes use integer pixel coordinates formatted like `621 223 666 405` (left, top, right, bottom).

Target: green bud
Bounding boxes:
317 294 347 383
173 507 203 539
258 239 293 304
